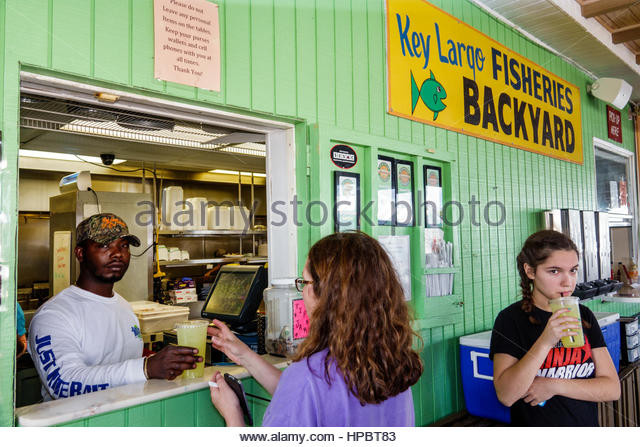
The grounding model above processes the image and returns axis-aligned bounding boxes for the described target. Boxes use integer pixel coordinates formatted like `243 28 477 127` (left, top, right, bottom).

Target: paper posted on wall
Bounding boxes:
378 235 412 301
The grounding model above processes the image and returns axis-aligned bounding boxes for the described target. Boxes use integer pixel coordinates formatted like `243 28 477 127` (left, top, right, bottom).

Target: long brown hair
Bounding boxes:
292 231 423 405
517 230 588 327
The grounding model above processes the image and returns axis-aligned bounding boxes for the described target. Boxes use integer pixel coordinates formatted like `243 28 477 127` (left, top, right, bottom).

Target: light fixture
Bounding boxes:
587 77 633 109
94 92 119 103
209 169 266 177
19 149 126 165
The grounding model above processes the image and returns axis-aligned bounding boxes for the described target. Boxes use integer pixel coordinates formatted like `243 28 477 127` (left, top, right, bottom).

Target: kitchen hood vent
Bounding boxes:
20 93 266 158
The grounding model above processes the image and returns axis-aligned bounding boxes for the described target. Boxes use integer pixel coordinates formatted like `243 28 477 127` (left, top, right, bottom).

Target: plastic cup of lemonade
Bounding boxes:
175 319 209 379
548 296 584 348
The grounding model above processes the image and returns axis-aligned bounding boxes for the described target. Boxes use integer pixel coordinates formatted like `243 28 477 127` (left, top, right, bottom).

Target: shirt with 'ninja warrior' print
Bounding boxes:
490 300 606 426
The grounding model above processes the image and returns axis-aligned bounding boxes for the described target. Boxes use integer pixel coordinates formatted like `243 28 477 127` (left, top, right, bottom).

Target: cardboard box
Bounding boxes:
168 288 198 304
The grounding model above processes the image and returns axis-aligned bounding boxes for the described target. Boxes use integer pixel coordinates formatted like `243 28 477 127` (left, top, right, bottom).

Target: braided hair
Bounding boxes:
517 230 579 325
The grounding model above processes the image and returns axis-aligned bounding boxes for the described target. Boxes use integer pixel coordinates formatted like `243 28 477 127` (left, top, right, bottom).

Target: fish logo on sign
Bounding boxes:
411 70 447 120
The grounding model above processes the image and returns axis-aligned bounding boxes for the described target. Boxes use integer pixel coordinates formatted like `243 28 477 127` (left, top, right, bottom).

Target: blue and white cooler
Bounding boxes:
459 330 510 423
459 312 620 424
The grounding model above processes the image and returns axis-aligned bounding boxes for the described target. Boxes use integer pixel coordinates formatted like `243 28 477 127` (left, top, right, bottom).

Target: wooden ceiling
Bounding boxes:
577 0 640 63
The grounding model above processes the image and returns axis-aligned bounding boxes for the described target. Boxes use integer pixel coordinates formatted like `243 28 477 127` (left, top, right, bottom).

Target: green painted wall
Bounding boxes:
0 0 15 429
55 377 269 427
2 0 640 426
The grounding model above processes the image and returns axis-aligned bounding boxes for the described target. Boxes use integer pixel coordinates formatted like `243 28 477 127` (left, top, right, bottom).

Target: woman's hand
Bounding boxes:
523 377 556 406
539 308 580 349
209 371 245 426
207 319 253 365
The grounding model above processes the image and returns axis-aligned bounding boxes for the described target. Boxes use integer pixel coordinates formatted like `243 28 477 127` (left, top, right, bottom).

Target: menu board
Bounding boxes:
53 231 71 295
395 161 414 226
334 172 360 232
378 235 412 300
377 157 395 225
424 166 443 227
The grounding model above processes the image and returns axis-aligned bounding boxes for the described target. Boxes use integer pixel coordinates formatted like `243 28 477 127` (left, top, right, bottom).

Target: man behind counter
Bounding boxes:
29 213 202 400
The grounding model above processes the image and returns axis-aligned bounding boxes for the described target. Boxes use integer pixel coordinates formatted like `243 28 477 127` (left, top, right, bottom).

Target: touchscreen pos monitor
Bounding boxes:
201 265 267 327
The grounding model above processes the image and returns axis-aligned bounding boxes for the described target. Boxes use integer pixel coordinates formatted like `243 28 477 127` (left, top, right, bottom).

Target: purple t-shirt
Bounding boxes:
262 349 415 427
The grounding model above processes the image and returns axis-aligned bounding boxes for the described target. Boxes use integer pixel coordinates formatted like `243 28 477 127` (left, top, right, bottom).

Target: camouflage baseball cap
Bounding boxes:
76 213 141 247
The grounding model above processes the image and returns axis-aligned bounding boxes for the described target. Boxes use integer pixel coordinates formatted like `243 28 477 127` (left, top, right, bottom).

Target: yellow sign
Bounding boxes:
386 0 583 164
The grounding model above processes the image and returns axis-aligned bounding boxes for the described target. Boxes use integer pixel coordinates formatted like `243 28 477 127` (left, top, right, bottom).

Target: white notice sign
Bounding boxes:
378 235 412 301
154 0 221 91
53 231 72 295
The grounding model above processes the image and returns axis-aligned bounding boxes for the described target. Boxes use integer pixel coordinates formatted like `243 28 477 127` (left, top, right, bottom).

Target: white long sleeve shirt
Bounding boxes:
28 285 145 400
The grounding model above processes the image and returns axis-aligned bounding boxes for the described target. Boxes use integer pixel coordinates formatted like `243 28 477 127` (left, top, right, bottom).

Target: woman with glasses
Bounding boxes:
208 231 423 426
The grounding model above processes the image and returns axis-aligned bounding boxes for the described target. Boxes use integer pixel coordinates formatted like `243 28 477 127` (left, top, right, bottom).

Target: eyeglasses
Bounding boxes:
295 277 313 292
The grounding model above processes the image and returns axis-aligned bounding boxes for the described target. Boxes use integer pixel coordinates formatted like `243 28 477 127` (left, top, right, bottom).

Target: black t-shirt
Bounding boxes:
489 300 606 426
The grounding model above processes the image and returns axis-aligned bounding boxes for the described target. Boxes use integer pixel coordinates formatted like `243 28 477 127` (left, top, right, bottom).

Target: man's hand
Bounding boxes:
146 345 203 380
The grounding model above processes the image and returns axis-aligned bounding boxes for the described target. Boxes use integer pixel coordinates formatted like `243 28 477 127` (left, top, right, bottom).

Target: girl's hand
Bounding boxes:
209 371 245 426
207 319 253 365
523 377 556 406
539 308 580 349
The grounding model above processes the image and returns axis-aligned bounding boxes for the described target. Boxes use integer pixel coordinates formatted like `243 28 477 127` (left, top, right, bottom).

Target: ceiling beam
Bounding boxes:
612 23 640 44
581 0 637 19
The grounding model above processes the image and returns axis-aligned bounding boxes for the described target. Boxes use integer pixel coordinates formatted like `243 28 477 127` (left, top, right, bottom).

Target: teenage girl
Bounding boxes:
490 230 620 426
208 231 423 426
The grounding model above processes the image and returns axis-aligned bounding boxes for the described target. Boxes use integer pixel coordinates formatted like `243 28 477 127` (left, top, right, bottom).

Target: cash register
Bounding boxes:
201 264 267 331
201 264 267 362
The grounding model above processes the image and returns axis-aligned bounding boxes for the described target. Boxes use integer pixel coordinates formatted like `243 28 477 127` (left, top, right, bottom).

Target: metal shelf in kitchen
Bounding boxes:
159 258 231 267
158 230 267 237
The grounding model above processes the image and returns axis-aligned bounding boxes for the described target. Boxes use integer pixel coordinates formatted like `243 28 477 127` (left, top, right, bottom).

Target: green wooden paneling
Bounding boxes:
584 299 640 318
131 0 164 91
51 0 92 76
316 1 336 125
366 0 384 136
0 0 11 427
196 388 225 426
250 0 275 114
351 0 369 134
294 0 317 122
273 0 296 117
334 0 353 130
126 400 163 426
86 410 126 427
164 393 196 427
5 0 50 67
224 0 251 109
94 0 130 84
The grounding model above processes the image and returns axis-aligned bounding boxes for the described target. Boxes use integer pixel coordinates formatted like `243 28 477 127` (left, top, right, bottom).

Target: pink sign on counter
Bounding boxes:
154 0 220 91
292 299 310 340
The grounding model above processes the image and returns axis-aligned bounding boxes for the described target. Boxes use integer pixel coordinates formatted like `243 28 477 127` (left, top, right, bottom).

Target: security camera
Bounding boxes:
100 153 115 165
